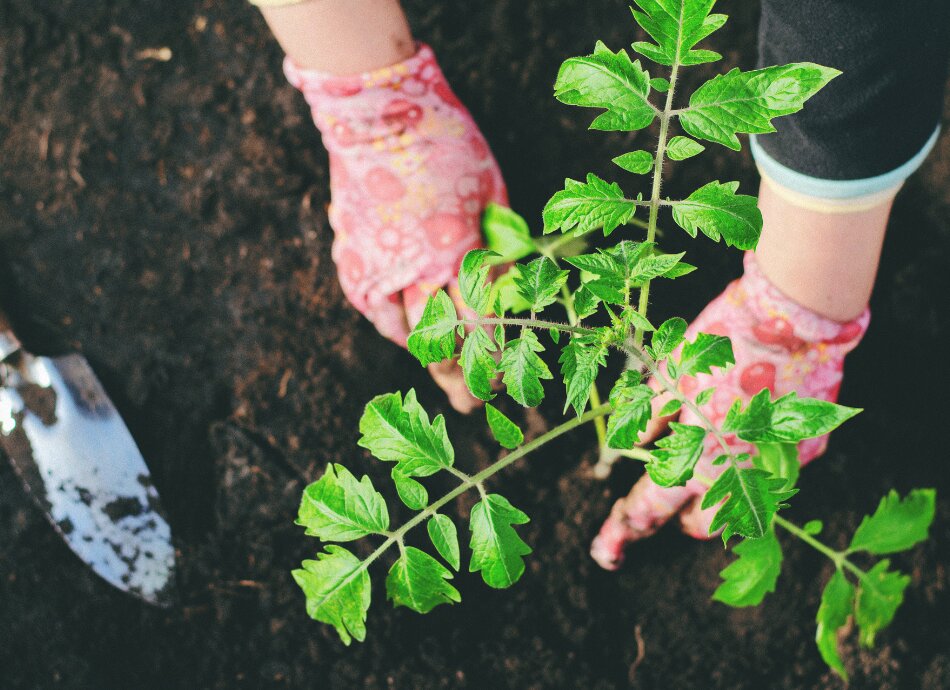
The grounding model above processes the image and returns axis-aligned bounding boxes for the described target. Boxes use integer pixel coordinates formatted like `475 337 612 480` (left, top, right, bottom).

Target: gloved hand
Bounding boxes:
284 43 508 412
591 252 869 570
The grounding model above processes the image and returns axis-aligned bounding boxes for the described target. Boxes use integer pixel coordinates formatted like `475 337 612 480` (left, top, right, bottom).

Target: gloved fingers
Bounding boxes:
590 474 695 570
678 495 722 540
427 360 481 414
621 474 695 538
363 294 411 347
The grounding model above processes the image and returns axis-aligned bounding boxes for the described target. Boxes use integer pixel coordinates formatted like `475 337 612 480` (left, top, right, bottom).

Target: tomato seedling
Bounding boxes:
293 2 935 679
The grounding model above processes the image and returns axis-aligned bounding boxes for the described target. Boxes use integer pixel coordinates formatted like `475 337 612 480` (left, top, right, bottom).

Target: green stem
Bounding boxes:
459 316 595 337
617 447 655 463
633 56 681 350
358 404 613 573
588 384 608 448
773 515 868 582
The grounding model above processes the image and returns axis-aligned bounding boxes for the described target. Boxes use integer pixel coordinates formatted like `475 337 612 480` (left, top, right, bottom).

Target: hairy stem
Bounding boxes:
632 55 681 350
773 515 869 582
359 404 613 574
458 316 595 337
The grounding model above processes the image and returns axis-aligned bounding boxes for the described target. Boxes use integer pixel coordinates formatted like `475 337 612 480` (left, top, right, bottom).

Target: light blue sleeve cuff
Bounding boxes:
750 126 940 200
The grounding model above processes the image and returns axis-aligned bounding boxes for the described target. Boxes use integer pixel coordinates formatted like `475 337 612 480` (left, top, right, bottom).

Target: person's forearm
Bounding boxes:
259 0 414 74
753 177 893 323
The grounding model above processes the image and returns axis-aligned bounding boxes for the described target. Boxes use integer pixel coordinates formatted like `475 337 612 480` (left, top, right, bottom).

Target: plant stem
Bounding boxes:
773 515 868 582
633 57 681 350
358 404 613 574
459 316 594 337
617 447 655 463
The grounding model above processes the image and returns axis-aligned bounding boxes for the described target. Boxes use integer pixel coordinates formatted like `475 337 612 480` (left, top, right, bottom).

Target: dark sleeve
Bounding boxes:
755 0 950 180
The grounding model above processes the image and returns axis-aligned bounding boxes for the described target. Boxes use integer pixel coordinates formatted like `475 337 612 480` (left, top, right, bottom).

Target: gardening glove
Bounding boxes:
591 252 869 570
284 43 508 412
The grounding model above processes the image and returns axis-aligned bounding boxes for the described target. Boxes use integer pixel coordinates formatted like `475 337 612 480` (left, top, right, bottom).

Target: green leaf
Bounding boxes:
848 489 936 555
659 398 682 416
854 560 910 647
514 257 569 312
460 328 498 402
678 332 734 377
679 63 840 150
650 76 670 92
483 203 536 261
499 329 552 407
652 317 688 359
713 529 783 607
297 463 390 541
723 389 862 443
666 135 705 160
609 370 643 397
754 442 800 492
358 389 455 477
584 279 626 306
486 403 525 449
671 181 762 250
469 494 533 589
386 546 461 614
662 260 698 279
606 381 654 449
630 0 726 66
407 290 458 365
391 469 428 510
560 336 609 416
542 173 638 236
573 285 601 319
568 241 686 290
630 252 689 285
567 248 629 279
494 266 533 314
613 150 654 174
293 546 371 645
428 514 461 571
553 40 657 131
702 464 797 541
804 520 823 535
625 309 655 332
816 569 855 680
695 387 714 406
458 249 497 316
646 423 706 487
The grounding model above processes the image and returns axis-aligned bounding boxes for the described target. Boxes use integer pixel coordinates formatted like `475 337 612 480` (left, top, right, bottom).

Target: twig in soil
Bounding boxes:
628 624 646 684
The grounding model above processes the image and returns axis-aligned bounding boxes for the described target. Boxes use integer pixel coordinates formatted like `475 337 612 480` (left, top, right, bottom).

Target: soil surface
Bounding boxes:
2 1 949 688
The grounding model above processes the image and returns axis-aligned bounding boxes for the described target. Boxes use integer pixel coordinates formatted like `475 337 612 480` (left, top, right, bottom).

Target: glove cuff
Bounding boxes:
737 252 870 352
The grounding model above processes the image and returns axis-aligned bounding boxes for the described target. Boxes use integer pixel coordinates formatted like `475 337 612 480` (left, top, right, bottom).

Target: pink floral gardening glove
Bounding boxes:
591 252 870 570
284 44 508 411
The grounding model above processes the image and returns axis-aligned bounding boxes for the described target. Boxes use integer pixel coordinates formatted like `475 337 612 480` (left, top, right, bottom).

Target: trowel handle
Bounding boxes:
0 306 22 360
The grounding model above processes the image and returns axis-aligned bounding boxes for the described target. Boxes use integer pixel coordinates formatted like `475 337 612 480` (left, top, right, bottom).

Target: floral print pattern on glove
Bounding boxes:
284 44 508 345
591 252 870 570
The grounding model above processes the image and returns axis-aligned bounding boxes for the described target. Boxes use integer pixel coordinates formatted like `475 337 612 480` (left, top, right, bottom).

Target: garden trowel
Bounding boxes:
0 308 176 605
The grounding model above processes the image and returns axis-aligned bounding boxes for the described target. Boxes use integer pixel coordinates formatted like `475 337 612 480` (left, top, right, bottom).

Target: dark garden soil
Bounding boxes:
1 1 949 688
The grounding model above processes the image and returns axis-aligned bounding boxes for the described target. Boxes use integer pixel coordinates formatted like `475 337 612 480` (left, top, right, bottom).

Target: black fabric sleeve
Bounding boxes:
755 0 950 180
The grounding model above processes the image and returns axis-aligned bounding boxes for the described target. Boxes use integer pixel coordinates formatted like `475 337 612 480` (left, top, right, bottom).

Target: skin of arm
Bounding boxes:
259 0 415 74
754 178 894 322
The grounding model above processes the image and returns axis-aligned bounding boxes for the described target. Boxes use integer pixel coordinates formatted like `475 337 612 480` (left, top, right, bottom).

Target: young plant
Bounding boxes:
293 2 936 678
